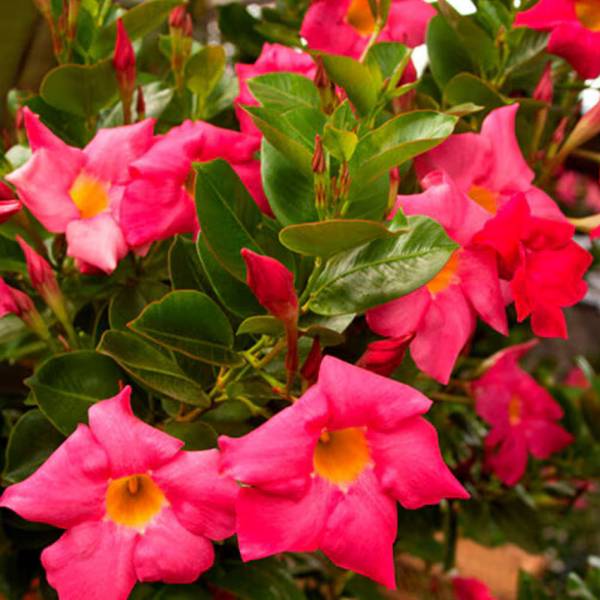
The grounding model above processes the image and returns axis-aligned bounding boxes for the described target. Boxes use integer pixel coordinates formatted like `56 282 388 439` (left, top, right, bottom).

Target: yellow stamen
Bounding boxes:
106 474 165 528
313 427 370 486
468 185 499 214
426 251 460 295
69 173 110 219
508 395 522 426
345 0 376 36
575 0 600 32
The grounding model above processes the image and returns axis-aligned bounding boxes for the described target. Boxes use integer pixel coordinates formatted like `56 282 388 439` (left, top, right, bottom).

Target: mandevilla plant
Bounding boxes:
0 0 599 598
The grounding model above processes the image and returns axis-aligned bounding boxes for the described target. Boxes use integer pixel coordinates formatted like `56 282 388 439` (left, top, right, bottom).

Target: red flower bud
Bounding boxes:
0 181 21 224
300 336 322 385
356 334 414 377
169 5 187 29
241 249 298 323
533 62 553 104
0 277 33 319
312 135 326 174
113 18 136 92
16 236 58 298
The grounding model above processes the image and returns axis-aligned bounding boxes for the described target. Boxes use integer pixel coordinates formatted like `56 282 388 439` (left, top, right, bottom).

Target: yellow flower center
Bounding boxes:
69 173 110 219
426 251 460 295
508 395 522 426
105 474 166 528
575 0 600 31
345 0 376 36
468 185 499 214
313 427 371 486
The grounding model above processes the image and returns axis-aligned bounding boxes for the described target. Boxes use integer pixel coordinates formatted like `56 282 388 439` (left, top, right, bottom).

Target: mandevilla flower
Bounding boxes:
474 193 592 338
453 576 497 600
235 43 316 137
219 356 469 588
368 172 507 384
301 0 435 58
471 341 573 486
416 104 565 222
7 108 155 273
0 387 238 600
514 0 600 79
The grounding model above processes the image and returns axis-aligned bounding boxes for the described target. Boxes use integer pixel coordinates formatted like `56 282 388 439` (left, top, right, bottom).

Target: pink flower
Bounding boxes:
0 277 33 319
474 193 591 338
301 0 435 58
367 172 507 384
471 341 574 486
219 356 468 588
514 0 600 80
121 119 270 248
0 181 21 223
356 334 414 377
453 576 497 600
235 43 316 137
416 105 565 222
0 387 238 600
7 108 155 273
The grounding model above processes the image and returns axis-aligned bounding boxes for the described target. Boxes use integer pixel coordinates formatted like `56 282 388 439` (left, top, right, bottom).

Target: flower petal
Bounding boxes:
84 119 155 185
317 355 432 430
88 387 183 477
219 386 327 496
22 108 72 153
320 469 397 589
485 427 529 486
134 507 214 583
548 24 600 79
0 424 108 529
6 148 83 232
153 449 238 540
42 520 137 600
367 286 430 338
369 417 469 509
236 477 334 561
65 213 128 274
514 0 576 28
386 0 436 47
524 419 573 459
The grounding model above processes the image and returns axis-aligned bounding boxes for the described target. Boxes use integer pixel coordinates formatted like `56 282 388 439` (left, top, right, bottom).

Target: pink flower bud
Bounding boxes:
0 181 21 224
16 235 59 298
113 18 136 92
241 249 298 323
169 5 187 29
0 277 33 319
533 62 553 104
300 336 322 385
356 335 413 377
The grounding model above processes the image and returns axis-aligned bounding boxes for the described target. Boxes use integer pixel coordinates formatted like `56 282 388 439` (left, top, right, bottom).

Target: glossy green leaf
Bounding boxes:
279 219 402 258
320 53 379 116
247 73 320 111
186 45 226 100
164 421 218 451
168 235 208 292
3 410 64 484
351 111 457 185
129 291 241 366
197 236 263 319
0 235 25 273
195 159 292 279
109 282 169 330
444 73 509 112
365 42 411 84
92 0 182 57
321 125 358 162
40 59 118 118
307 216 457 315
98 330 210 406
26 351 122 435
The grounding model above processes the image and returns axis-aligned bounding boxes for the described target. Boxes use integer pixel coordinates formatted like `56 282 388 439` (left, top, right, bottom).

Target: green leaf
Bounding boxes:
351 111 457 185
3 410 64 484
365 42 411 84
279 219 402 258
247 73 320 111
307 216 457 315
491 498 542 554
0 235 25 273
197 235 263 319
40 59 118 118
129 291 241 366
109 282 169 330
195 159 292 279
186 45 226 100
98 330 210 406
427 15 475 88
92 0 183 58
206 559 305 600
444 73 509 112
168 235 207 292
163 421 218 450
321 125 358 162
26 351 122 435
261 140 316 226
320 53 379 116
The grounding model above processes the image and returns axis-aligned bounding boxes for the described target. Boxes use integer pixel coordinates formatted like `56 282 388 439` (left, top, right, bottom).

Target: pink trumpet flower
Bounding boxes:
514 0 600 80
471 341 573 486
0 387 238 600
219 356 468 589
301 0 435 58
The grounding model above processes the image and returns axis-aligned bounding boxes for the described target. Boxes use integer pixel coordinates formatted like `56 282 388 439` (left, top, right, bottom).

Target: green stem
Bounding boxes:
430 391 472 405
442 500 458 572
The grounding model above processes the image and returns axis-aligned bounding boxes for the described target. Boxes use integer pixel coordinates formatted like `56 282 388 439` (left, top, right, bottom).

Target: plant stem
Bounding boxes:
442 500 458 572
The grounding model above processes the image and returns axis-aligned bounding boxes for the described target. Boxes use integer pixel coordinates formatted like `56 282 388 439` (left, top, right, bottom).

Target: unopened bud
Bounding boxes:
356 334 414 377
169 5 187 29
533 62 553 104
313 56 337 114
0 181 21 224
312 135 326 174
114 18 136 93
300 336 322 386
16 236 59 300
552 116 569 146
